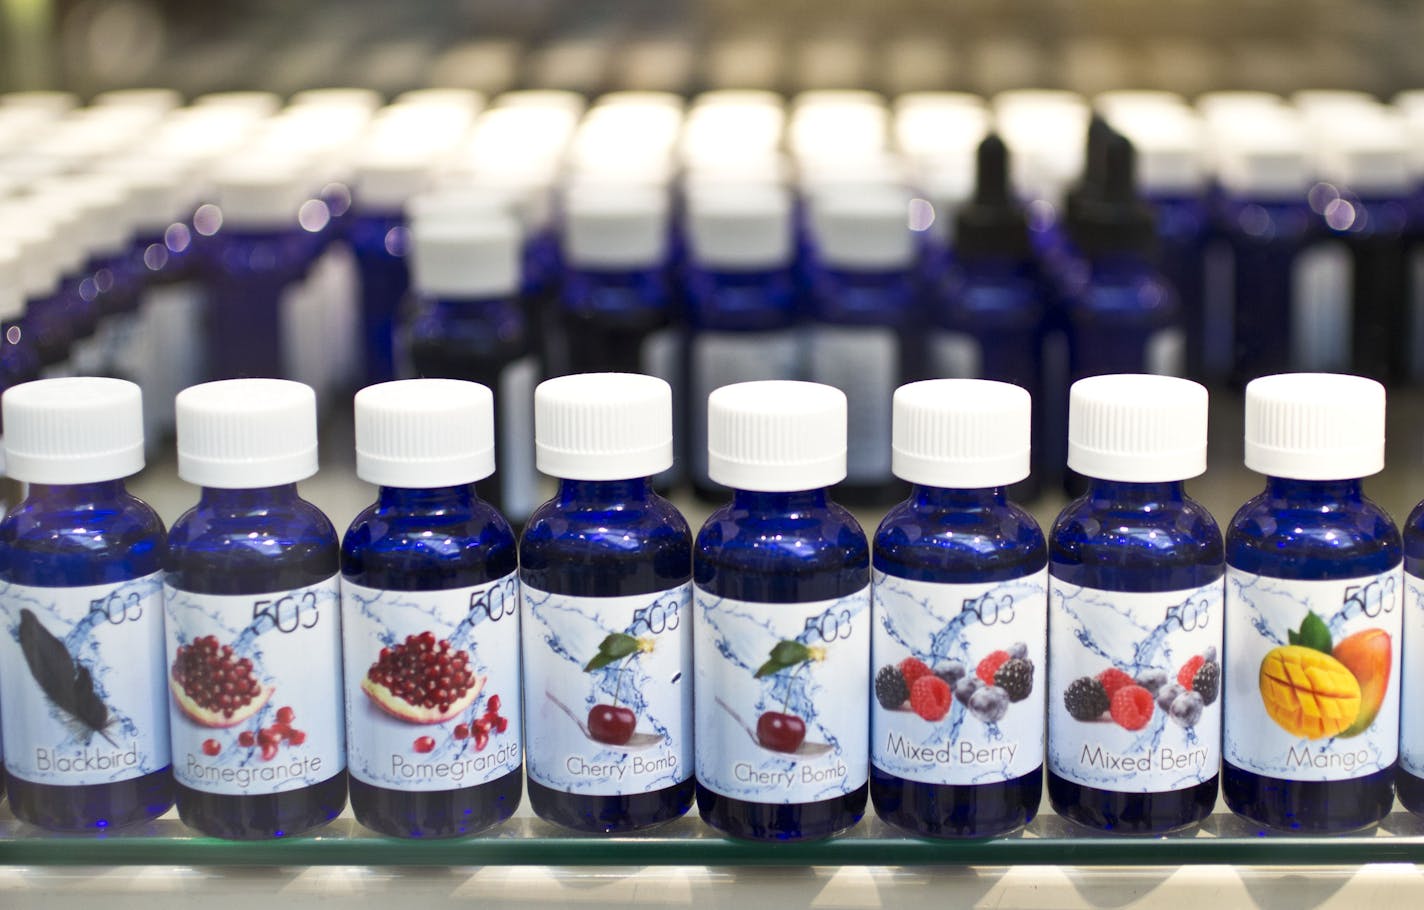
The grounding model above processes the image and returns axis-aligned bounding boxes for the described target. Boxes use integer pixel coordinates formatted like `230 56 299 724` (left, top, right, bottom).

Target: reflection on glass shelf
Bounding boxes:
4 801 1424 866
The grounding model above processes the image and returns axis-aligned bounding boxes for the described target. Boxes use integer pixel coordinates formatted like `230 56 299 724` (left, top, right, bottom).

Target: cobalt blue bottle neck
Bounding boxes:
557 477 654 508
1088 251 1156 281
910 484 1008 510
731 487 829 514
375 483 479 513
197 482 302 512
1262 476 1363 506
24 479 130 508
1086 477 1186 508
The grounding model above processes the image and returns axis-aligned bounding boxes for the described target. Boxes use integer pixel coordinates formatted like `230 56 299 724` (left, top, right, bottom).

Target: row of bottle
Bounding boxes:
1 368 1421 842
11 87 1424 515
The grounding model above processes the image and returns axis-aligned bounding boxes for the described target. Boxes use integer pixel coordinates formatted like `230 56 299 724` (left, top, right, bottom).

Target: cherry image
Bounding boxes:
588 704 637 745
756 711 807 754
201 738 221 757
414 735 436 754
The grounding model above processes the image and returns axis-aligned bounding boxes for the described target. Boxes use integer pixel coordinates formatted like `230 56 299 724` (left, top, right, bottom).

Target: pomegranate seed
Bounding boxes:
238 731 256 748
202 739 221 757
258 729 277 748
494 716 508 734
474 717 491 736
454 724 471 740
276 706 295 725
260 743 278 762
414 736 436 754
287 729 307 746
487 694 501 714
474 731 489 752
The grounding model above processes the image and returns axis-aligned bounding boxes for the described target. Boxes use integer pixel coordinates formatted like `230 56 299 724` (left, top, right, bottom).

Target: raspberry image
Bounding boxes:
1064 676 1110 721
954 675 984 706
875 665 910 710
969 685 1010 724
1096 667 1135 699
1109 684 1155 731
899 657 933 688
910 675 953 722
1192 660 1220 706
1177 654 1205 690
993 657 1034 702
976 650 1012 686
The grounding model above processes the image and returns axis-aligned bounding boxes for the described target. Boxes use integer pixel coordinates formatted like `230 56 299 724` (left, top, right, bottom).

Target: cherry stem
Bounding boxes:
612 653 634 707
782 660 809 714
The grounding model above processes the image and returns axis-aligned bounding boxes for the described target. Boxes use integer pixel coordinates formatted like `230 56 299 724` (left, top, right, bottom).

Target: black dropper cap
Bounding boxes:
1064 114 1115 240
954 133 1031 260
1071 131 1158 260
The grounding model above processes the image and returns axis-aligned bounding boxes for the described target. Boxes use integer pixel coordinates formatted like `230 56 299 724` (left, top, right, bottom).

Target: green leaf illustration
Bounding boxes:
1290 611 1333 655
753 640 813 679
583 633 641 672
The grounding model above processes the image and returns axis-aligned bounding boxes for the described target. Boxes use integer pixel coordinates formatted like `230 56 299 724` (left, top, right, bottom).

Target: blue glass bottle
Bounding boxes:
1397 497 1424 814
804 190 918 506
348 161 419 386
0 378 172 831
683 186 803 501
1223 374 1399 833
166 379 346 839
204 168 312 381
520 373 693 832
405 216 541 525
342 380 521 837
694 381 869 841
1047 375 1221 833
931 134 1047 500
870 380 1046 838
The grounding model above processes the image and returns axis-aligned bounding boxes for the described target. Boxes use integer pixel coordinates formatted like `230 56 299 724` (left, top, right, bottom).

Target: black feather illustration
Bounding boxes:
18 608 117 746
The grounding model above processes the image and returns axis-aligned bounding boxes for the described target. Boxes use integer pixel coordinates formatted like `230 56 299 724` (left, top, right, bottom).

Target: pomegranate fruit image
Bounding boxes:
588 704 637 745
756 711 807 754
362 631 486 724
170 635 274 728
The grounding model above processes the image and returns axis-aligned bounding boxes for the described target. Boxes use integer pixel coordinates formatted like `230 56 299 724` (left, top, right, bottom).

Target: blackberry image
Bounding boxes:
1064 676 1110 721
994 657 1034 703
1193 660 1220 706
875 664 910 710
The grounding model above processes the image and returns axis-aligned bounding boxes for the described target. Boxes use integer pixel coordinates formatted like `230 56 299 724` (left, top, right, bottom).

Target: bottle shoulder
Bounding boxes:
695 500 869 575
1050 494 1224 582
873 499 1046 583
340 500 518 589
0 494 166 583
1227 490 1401 578
519 493 693 596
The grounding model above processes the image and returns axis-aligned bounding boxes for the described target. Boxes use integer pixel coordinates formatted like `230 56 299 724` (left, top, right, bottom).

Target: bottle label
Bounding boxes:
522 583 693 795
807 325 896 484
0 574 170 786
689 331 803 484
1291 241 1353 372
341 573 521 792
871 569 1046 786
497 355 540 521
1402 571 1424 776
694 586 871 804
1224 568 1401 781
928 331 982 379
1048 579 1223 792
165 577 345 795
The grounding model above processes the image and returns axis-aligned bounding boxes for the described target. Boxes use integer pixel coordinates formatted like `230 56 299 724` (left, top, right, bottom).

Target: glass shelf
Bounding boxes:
4 802 1424 867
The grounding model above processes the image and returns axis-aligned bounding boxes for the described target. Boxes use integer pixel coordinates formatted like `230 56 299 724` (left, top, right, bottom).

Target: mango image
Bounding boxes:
1332 629 1391 738
1259 645 1361 739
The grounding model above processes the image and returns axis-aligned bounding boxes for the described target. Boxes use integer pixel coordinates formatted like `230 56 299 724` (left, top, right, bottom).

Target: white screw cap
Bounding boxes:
1244 372 1385 480
4 377 145 483
563 182 670 269
409 214 521 298
708 380 846 492
535 373 673 481
809 188 915 270
176 379 318 488
1068 374 1209 483
213 159 307 230
893 379 1031 488
686 183 793 270
355 379 495 488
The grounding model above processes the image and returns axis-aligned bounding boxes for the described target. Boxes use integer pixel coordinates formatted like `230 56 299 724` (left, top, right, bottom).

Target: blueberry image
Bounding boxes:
1156 682 1185 712
1203 646 1218 664
1169 690 1205 727
936 660 967 688
1136 669 1168 696
1007 641 1029 660
968 685 1010 724
954 674 983 706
